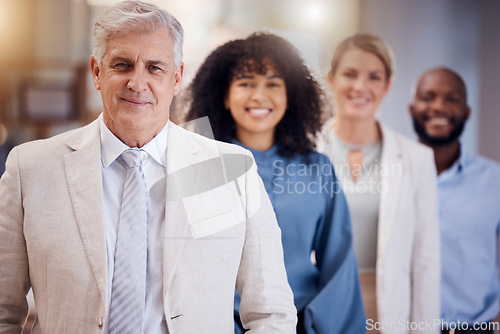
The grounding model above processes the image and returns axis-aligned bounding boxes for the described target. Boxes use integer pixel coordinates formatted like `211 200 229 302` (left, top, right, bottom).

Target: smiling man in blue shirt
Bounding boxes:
409 67 500 334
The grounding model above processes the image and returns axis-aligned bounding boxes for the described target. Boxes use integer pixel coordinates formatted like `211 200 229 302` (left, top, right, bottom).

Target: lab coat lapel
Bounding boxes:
377 123 403 262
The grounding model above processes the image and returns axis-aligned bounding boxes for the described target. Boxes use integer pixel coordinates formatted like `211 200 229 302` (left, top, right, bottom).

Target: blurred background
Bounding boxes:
1 0 499 177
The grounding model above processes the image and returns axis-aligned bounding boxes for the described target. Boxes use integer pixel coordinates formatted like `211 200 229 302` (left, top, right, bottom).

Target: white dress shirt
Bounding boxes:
99 114 168 334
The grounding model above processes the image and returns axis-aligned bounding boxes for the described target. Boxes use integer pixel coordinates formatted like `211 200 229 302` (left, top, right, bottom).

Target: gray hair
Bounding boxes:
92 0 184 69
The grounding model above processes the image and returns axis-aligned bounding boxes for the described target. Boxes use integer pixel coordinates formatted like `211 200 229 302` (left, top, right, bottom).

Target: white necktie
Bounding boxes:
109 149 148 334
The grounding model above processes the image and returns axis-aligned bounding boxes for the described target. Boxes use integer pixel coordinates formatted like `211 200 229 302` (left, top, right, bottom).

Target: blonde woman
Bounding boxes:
319 33 441 333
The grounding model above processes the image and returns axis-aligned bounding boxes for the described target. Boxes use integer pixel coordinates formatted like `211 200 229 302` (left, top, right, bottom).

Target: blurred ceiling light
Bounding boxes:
292 0 338 31
304 3 323 23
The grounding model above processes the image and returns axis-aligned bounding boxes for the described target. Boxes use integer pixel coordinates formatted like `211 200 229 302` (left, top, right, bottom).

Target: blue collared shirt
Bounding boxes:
99 114 169 333
439 146 500 324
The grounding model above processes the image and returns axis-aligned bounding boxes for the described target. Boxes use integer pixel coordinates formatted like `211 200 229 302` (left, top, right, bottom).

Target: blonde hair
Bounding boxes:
330 33 394 81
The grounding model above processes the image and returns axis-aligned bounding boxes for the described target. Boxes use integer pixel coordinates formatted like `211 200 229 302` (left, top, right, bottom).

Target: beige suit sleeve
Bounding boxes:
235 152 297 333
0 147 30 333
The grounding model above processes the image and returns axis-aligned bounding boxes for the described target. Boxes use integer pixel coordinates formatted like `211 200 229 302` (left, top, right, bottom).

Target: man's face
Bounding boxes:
91 27 183 147
409 70 470 146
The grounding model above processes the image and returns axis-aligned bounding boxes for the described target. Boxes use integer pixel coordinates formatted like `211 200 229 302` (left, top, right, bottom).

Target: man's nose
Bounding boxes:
430 96 447 112
127 68 148 92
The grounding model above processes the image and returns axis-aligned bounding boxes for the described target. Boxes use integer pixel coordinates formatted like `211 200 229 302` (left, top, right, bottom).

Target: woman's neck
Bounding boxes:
236 130 275 151
333 116 380 146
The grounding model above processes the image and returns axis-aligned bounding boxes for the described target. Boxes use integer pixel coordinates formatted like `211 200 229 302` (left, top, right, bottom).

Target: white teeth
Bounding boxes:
248 108 270 115
428 117 449 126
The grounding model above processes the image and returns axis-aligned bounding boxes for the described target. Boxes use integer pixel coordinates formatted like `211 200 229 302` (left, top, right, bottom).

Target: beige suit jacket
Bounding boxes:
0 119 296 333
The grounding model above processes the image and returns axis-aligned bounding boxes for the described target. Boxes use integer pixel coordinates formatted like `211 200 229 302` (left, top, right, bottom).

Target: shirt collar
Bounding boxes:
439 143 468 179
456 143 468 172
99 113 169 168
449 143 468 173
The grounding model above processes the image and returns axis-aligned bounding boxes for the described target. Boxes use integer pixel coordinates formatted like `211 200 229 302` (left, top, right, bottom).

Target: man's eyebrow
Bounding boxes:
418 89 463 95
147 60 169 67
417 89 434 95
107 57 169 67
448 90 465 96
108 56 132 64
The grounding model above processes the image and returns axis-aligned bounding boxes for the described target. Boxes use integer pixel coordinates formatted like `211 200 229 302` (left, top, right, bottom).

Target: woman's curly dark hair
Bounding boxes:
185 32 327 157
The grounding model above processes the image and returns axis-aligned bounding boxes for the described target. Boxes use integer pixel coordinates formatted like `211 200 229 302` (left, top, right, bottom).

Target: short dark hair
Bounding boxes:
414 67 468 103
185 32 327 157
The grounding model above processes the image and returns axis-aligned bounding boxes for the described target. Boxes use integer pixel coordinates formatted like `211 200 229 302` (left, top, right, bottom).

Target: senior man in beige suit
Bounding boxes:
0 1 296 333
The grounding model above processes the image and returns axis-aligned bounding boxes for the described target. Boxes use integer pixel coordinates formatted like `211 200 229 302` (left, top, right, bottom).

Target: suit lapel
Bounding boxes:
377 123 403 261
163 123 205 297
64 120 107 308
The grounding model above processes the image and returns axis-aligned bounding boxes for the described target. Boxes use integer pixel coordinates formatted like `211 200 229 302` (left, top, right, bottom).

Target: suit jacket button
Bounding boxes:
97 317 103 328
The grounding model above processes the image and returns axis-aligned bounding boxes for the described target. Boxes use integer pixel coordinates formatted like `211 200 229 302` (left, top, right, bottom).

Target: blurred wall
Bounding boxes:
359 0 500 162
359 0 481 155
1 0 499 175
35 0 90 65
0 0 35 66
478 0 500 162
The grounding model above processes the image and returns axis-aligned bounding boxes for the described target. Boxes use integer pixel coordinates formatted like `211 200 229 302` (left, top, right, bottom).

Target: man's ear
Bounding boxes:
408 104 415 117
90 56 101 91
465 105 471 120
173 62 184 96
